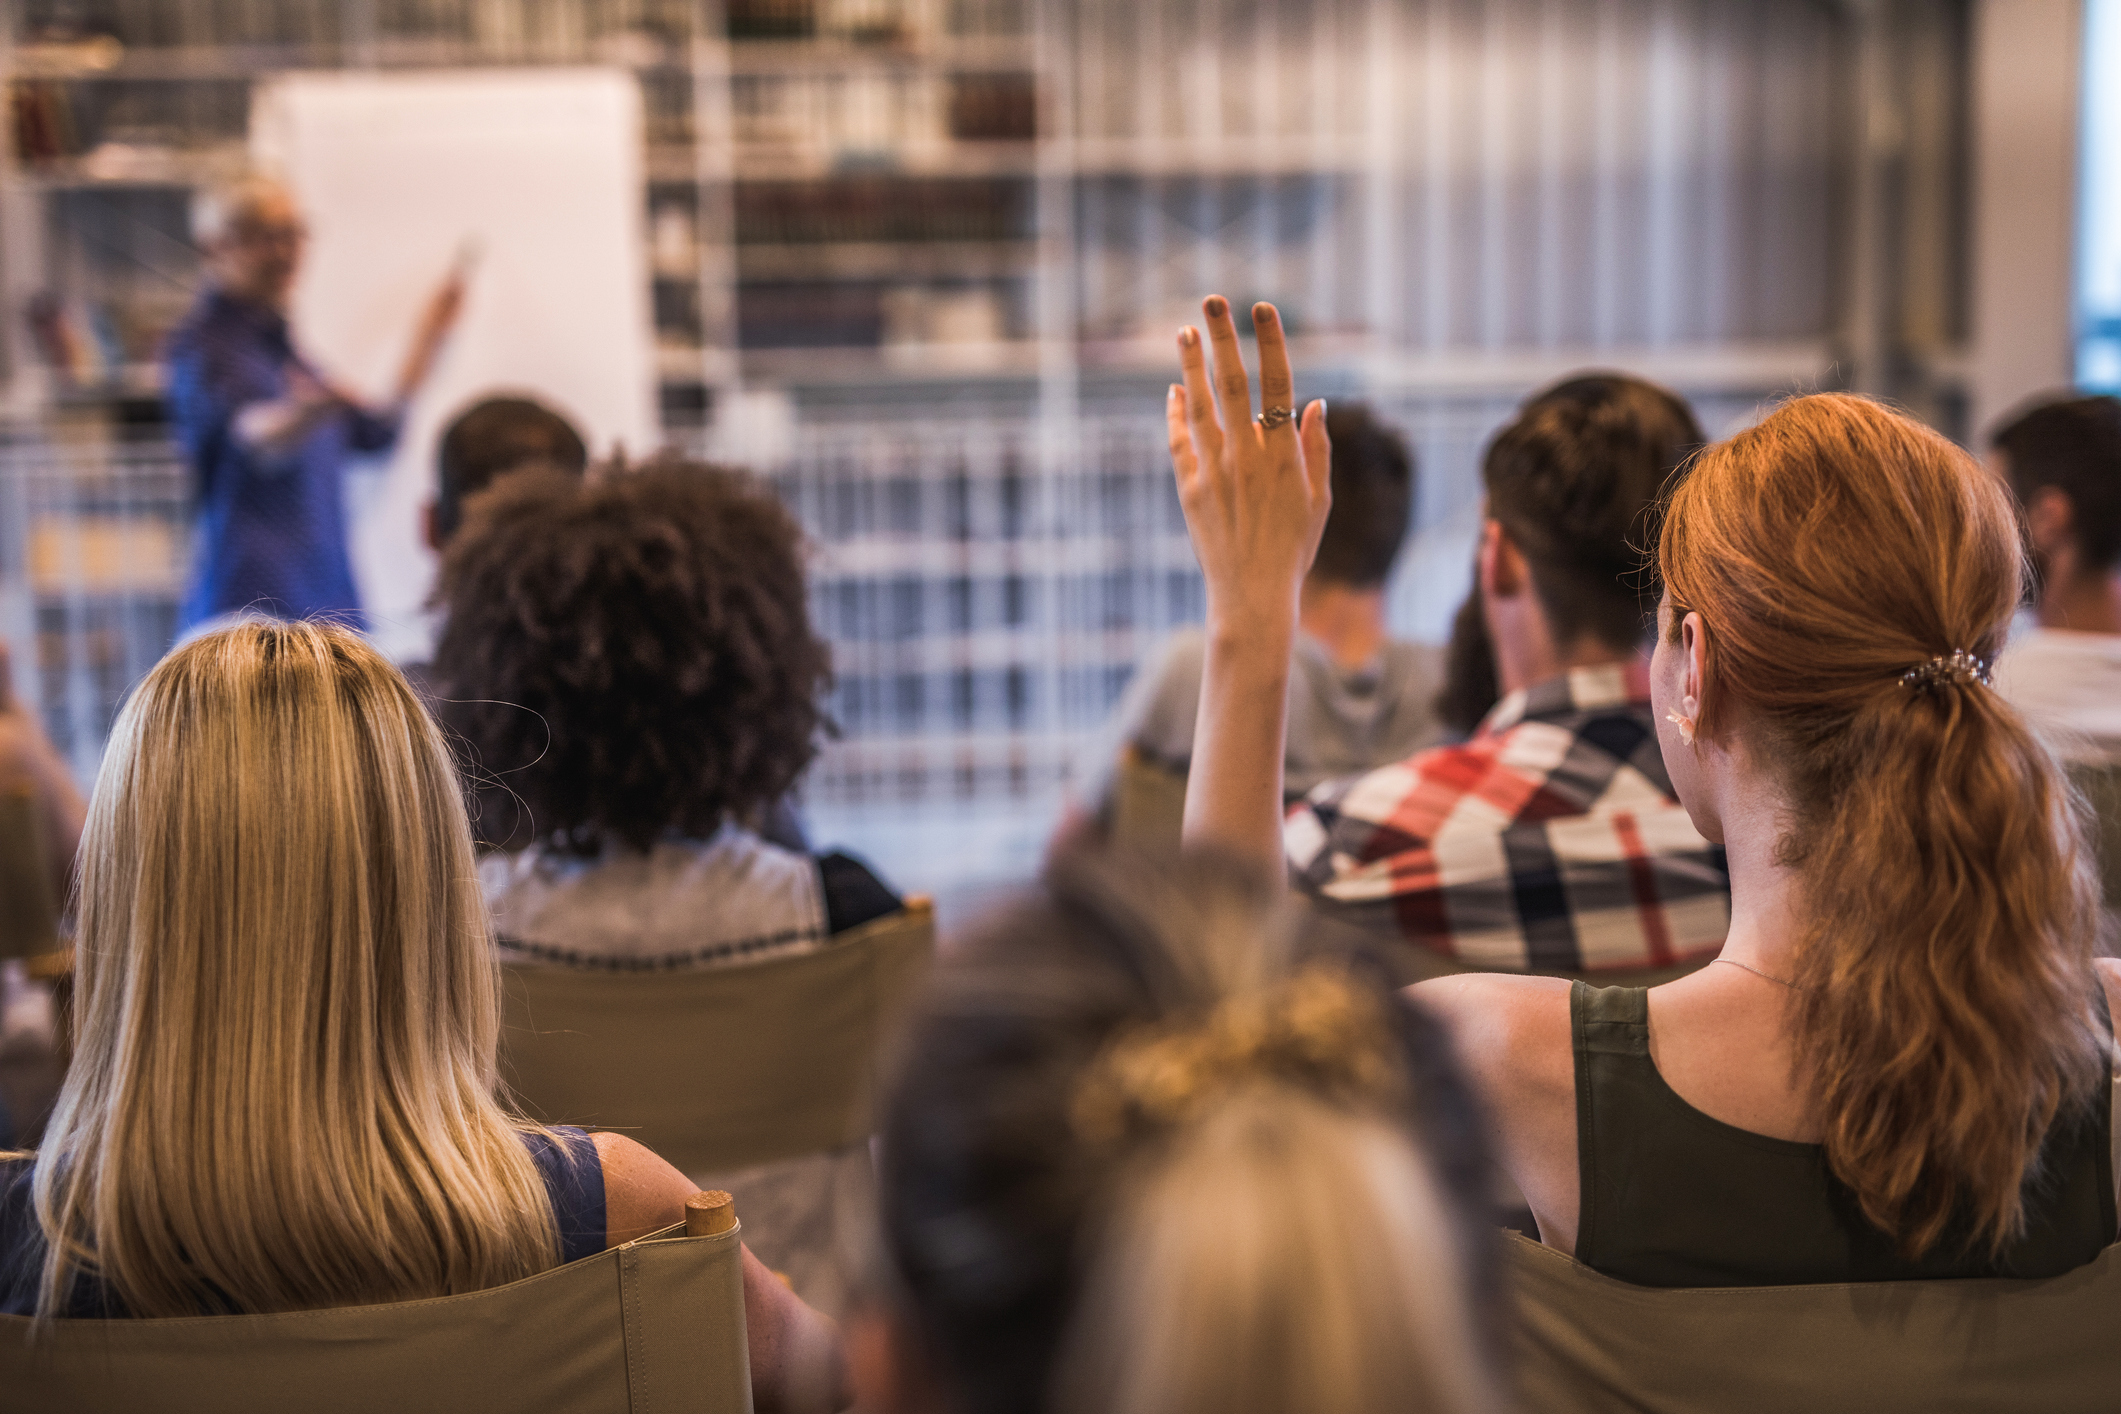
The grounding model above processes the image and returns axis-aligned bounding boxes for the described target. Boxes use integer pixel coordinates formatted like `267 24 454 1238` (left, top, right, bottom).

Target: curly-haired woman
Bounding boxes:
432 460 900 973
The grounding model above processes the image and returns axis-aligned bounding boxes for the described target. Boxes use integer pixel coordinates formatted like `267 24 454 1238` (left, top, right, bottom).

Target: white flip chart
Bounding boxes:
252 68 657 661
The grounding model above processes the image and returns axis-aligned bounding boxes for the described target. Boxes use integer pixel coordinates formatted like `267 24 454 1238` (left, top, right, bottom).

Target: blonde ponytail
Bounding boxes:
1661 394 2104 1256
877 849 1503 1414
1064 1088 1502 1414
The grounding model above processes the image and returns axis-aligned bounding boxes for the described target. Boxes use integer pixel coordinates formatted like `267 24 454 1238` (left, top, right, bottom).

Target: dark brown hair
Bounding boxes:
431 460 831 853
1485 373 1703 651
1991 393 2121 571
1312 404 1416 589
433 394 589 546
1661 392 2103 1257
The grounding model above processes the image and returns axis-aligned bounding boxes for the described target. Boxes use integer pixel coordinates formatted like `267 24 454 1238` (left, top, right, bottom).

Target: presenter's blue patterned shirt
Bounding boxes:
164 288 399 633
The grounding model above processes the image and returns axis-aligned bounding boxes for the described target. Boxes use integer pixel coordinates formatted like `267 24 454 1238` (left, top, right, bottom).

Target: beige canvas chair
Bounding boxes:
2069 761 2121 927
1508 1230 2121 1414
501 900 935 1314
0 1196 752 1414
1110 746 1189 854
0 787 59 961
500 898 935 1175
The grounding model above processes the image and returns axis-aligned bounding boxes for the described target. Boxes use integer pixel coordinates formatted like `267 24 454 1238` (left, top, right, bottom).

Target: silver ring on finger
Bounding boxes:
1256 406 1295 431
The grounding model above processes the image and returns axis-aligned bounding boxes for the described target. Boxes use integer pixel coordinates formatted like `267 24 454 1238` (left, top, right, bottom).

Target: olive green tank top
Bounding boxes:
1571 982 2116 1287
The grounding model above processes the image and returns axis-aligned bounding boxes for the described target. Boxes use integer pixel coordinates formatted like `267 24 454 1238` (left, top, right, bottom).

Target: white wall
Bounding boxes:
1970 0 2085 440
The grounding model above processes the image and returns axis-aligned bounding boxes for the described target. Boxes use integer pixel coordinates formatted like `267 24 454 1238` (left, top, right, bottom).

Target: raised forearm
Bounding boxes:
1183 615 1295 876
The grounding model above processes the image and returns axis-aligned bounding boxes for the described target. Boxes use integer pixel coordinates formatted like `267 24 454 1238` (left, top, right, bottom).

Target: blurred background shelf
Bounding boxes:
0 0 2042 905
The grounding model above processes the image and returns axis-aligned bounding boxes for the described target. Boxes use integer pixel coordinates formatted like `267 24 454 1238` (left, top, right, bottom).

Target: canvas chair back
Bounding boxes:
1110 746 1188 853
1507 1230 2121 1414
2069 760 2121 917
501 900 935 1176
0 1217 751 1414
0 787 59 960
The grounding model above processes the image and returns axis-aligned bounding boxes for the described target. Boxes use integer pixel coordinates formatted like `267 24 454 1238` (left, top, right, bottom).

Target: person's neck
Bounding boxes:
2037 565 2121 636
1493 627 1633 697
1704 764 1804 983
1298 580 1389 671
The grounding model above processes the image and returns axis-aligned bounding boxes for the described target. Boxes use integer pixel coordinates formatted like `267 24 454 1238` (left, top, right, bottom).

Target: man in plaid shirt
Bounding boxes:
1287 375 1731 972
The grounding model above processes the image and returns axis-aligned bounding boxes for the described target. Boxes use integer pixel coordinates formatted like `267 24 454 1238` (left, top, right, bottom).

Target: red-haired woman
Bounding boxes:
1177 324 2115 1283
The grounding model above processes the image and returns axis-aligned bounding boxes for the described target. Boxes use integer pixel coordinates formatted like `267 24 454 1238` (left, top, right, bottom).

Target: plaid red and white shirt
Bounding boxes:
1285 662 1730 972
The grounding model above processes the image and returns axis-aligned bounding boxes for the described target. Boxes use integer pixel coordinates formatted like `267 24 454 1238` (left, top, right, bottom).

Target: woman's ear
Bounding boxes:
1679 611 1707 722
846 1304 942 1414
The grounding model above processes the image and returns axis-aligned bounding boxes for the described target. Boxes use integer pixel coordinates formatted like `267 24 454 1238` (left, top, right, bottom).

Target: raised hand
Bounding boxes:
1168 296 1329 875
1168 297 1331 627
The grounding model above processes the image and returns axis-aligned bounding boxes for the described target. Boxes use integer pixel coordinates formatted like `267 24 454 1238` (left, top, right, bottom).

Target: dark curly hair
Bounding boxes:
431 460 831 853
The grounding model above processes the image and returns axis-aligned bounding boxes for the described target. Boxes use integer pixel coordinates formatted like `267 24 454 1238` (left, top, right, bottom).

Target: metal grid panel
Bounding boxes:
0 439 187 785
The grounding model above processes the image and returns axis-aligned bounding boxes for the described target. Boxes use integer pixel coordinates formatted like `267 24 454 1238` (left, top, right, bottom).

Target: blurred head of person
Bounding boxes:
33 620 561 1319
854 848 1506 1414
1656 392 2104 1258
193 176 307 312
427 394 591 551
432 460 831 854
1436 373 1704 730
1990 393 2121 626
1310 403 1416 592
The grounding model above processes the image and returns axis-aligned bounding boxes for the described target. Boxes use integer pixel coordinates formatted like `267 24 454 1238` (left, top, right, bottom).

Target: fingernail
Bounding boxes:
1169 384 1182 399
1205 295 1227 318
1178 327 1197 348
1256 302 1277 322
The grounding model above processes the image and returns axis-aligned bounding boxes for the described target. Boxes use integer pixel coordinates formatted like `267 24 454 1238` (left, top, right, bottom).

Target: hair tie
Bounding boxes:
1069 968 1403 1149
1898 649 1992 691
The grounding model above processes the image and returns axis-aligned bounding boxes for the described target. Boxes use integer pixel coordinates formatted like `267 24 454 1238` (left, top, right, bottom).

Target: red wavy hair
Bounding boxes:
1659 392 2104 1257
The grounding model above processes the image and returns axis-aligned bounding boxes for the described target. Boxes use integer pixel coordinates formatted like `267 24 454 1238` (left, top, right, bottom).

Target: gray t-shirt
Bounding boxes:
1082 628 1448 806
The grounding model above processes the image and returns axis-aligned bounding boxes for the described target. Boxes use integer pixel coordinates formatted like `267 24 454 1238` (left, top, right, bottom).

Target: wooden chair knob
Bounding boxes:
685 1189 736 1238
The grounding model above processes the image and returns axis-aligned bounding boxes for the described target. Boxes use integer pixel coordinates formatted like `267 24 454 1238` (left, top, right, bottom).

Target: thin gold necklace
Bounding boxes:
1712 957 1798 989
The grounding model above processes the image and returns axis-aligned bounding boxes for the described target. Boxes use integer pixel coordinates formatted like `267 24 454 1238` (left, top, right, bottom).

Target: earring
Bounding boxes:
1664 710 1696 748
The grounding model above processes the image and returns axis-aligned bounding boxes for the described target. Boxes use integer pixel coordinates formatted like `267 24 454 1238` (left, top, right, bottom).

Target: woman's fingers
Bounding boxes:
1201 295 1255 433
1253 303 1297 440
1177 325 1222 468
1167 384 1200 488
1300 398 1331 496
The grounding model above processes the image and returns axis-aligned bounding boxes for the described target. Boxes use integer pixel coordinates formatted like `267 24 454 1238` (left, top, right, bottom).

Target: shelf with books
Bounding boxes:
719 34 1037 75
735 238 1037 280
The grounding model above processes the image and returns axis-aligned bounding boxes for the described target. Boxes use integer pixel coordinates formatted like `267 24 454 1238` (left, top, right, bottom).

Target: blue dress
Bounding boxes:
163 288 401 634
0 1127 607 1318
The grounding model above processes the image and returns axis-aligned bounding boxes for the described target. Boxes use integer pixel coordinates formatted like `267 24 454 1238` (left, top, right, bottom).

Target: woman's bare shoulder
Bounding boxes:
588 1131 697 1247
1406 972 1576 1100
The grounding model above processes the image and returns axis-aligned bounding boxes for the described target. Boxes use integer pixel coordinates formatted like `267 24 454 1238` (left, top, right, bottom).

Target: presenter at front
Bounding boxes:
165 177 462 636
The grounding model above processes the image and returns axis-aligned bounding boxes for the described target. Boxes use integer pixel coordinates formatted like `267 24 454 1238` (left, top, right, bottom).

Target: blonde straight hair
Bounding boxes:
33 620 559 1318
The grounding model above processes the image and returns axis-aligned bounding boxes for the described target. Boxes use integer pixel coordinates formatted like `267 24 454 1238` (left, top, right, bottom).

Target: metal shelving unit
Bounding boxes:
0 0 1977 896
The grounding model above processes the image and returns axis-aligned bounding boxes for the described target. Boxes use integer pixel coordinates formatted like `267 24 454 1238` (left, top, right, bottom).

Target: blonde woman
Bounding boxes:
851 848 1507 1414
1177 296 2118 1287
0 622 842 1410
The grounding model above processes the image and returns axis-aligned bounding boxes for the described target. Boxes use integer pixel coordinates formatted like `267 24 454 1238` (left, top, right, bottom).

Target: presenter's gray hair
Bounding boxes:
191 174 296 247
